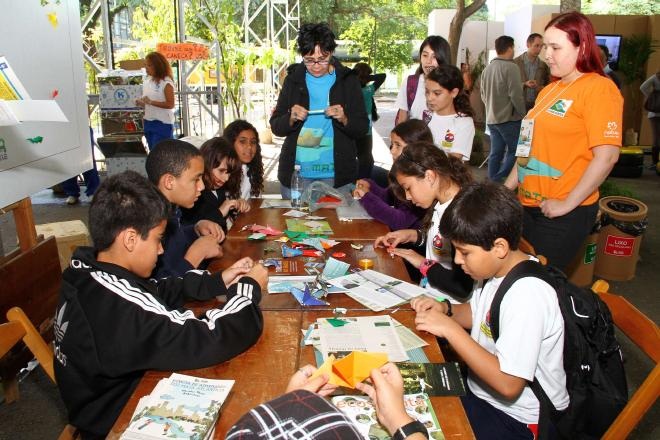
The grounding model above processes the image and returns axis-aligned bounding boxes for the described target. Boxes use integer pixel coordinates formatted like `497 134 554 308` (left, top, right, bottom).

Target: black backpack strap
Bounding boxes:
490 259 548 341
489 259 558 440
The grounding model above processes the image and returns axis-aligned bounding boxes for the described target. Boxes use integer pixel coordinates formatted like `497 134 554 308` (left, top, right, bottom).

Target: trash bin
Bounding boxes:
566 220 600 287
594 196 648 281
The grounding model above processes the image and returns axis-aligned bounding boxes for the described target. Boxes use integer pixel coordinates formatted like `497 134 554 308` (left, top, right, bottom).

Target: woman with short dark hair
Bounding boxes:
270 22 368 198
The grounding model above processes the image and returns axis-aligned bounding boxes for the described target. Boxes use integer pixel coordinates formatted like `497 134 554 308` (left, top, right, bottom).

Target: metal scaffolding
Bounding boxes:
243 0 300 128
81 0 299 138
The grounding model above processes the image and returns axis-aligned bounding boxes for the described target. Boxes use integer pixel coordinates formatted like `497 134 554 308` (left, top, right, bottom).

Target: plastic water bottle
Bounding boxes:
290 164 303 208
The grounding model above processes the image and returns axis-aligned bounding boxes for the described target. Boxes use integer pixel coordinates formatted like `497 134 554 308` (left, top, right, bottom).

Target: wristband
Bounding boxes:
441 298 453 317
418 259 437 278
392 420 429 440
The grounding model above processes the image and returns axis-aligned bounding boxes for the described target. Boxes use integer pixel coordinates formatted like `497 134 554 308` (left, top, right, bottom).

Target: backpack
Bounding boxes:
644 89 660 112
405 74 420 111
489 260 628 440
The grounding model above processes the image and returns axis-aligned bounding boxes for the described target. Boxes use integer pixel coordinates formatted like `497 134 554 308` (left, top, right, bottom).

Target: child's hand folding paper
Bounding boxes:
311 352 388 388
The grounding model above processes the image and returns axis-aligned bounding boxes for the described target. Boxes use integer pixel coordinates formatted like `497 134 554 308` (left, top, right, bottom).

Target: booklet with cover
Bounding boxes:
397 362 466 397
331 393 443 440
121 373 234 440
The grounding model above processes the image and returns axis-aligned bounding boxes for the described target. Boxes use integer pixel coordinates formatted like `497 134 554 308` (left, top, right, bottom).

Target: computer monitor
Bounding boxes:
595 34 622 68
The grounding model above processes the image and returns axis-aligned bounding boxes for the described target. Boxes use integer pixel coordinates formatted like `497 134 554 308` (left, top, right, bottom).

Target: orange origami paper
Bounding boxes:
311 352 388 388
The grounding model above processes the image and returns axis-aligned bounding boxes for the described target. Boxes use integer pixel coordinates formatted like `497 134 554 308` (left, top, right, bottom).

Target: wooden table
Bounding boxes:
229 199 390 241
108 310 474 439
107 311 302 439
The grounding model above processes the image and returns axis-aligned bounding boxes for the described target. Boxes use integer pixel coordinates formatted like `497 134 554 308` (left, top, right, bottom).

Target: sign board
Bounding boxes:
156 42 210 61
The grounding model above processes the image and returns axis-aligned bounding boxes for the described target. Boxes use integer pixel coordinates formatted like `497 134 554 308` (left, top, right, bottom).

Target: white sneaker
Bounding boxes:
66 196 79 205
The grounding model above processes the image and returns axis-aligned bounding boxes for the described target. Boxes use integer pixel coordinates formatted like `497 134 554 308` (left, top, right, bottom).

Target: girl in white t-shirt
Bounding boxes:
423 65 475 162
394 36 451 124
136 52 175 150
374 142 474 302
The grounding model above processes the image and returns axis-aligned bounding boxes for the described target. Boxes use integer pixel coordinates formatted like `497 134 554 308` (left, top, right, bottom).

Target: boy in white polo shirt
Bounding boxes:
411 181 568 439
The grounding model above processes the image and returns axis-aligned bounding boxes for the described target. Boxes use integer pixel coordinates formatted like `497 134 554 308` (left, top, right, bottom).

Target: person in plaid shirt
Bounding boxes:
228 363 429 440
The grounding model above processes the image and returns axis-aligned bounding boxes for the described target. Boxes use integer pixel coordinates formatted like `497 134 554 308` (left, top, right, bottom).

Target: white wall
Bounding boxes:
428 9 504 65
505 5 560 57
0 1 90 207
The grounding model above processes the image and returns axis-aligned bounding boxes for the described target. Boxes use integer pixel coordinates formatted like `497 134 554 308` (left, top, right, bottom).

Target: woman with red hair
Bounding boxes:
505 12 623 271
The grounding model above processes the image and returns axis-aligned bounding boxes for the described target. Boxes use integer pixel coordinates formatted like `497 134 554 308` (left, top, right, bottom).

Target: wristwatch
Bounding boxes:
392 420 429 440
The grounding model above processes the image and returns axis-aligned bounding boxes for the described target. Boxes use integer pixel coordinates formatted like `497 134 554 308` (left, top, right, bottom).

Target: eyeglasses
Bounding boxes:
303 58 330 66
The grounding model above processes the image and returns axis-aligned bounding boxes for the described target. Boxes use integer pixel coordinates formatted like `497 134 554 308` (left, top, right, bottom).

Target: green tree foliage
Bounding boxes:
301 0 455 71
583 0 659 15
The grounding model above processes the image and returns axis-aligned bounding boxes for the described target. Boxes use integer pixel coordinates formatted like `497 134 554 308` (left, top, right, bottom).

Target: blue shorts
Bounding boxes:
144 119 173 150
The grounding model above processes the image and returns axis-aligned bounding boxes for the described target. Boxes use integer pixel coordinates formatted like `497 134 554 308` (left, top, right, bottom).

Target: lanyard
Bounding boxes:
525 73 583 121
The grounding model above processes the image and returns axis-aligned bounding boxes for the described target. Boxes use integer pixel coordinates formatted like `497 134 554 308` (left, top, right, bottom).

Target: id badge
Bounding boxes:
515 119 534 157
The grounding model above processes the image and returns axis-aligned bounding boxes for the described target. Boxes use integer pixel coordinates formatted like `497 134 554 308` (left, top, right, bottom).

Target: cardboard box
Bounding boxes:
119 59 145 70
35 221 90 271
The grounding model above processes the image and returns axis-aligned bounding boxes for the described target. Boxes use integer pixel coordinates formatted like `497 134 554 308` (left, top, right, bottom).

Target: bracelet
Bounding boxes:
418 259 437 278
442 298 453 317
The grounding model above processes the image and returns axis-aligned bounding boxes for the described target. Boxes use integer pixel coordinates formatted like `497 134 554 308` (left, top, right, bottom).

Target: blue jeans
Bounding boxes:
144 119 173 150
487 120 522 182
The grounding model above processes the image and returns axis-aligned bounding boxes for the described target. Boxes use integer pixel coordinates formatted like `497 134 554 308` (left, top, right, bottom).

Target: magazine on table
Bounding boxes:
331 393 443 440
317 315 408 362
121 373 233 440
326 269 429 311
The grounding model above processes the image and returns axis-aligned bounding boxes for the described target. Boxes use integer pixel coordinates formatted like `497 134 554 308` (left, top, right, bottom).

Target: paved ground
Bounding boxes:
0 100 657 438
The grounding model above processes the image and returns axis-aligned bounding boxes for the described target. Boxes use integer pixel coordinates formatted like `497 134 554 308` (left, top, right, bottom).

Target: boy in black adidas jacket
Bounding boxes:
54 171 267 439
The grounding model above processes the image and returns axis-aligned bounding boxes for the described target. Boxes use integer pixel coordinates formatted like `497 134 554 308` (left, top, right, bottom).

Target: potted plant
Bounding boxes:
617 34 657 143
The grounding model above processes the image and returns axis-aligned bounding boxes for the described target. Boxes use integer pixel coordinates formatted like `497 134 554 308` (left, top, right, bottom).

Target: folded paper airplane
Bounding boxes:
311 352 388 388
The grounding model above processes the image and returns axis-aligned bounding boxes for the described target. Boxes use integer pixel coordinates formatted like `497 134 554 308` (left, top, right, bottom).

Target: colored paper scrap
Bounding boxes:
286 219 333 235
47 12 58 28
26 136 44 144
322 257 350 280
282 245 303 258
284 230 309 240
251 224 282 236
51 89 59 99
311 352 388 388
326 318 347 327
350 243 364 250
317 195 341 204
290 285 329 306
301 238 326 252
283 209 307 218
248 232 266 240
274 236 289 243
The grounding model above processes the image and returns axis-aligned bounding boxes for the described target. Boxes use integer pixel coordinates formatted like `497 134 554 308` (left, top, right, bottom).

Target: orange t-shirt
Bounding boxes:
517 73 622 207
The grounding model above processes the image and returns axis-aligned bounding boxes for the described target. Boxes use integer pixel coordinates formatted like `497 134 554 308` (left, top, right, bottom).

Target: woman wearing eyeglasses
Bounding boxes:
270 22 369 199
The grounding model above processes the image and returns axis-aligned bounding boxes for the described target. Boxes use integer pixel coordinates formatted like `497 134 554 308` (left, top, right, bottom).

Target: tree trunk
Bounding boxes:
560 0 581 12
448 0 487 66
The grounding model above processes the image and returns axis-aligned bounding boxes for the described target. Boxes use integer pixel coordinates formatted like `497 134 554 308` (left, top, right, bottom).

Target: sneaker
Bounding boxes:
66 196 79 205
